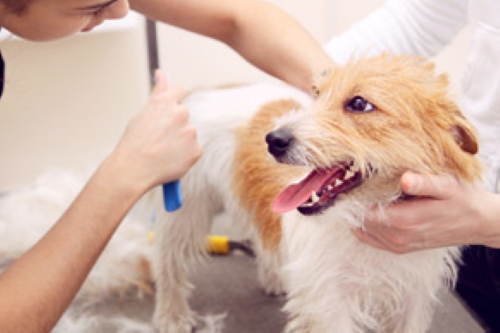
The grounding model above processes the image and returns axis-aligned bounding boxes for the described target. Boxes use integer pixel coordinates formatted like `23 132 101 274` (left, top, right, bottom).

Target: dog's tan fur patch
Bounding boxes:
233 100 305 251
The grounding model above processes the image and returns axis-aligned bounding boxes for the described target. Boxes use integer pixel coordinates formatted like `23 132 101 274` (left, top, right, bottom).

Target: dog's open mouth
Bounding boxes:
272 162 363 215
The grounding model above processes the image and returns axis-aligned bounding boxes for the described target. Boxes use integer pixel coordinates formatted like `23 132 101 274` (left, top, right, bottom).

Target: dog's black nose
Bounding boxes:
266 128 295 157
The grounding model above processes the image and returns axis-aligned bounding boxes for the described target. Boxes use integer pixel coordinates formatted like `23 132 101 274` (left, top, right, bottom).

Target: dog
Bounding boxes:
152 53 481 333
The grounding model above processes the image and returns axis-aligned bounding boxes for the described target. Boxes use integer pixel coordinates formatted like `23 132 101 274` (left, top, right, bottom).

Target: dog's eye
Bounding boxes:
345 96 375 113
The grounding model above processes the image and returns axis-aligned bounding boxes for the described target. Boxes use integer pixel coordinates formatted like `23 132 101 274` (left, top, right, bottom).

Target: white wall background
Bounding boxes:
0 14 150 190
0 0 470 190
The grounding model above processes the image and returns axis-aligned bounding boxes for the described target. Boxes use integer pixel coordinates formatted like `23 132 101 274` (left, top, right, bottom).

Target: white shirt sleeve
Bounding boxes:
460 0 500 192
324 0 469 63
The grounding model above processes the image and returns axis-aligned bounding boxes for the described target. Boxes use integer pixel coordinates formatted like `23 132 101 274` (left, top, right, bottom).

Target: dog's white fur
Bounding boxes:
280 208 459 332
153 55 480 333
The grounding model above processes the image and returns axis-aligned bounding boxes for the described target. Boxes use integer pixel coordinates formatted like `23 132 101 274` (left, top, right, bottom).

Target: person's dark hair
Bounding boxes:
0 0 30 14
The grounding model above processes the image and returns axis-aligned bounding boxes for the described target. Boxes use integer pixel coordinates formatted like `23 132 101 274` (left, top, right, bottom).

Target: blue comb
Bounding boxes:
162 180 182 212
145 19 181 213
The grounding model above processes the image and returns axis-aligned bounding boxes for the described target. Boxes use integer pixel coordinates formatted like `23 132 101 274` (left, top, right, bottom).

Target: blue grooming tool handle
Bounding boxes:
163 180 182 212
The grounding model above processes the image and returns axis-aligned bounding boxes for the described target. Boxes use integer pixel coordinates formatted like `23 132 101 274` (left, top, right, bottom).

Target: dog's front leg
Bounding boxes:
390 292 434 333
284 307 356 333
253 235 286 296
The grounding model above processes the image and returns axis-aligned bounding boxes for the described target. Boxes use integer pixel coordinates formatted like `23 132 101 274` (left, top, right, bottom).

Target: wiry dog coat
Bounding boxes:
153 54 481 333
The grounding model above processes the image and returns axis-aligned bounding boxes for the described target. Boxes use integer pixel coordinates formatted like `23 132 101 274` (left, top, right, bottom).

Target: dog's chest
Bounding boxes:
281 208 458 307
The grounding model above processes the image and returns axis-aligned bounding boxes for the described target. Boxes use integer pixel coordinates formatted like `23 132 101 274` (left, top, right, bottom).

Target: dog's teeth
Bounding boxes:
326 185 334 191
311 191 320 203
334 179 343 187
345 170 355 180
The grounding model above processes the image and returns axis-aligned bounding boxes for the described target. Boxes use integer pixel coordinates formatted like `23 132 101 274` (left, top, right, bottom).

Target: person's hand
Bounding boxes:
352 171 500 253
108 69 201 194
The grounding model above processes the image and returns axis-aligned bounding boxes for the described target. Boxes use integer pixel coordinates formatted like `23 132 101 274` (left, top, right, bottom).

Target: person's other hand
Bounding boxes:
352 171 499 253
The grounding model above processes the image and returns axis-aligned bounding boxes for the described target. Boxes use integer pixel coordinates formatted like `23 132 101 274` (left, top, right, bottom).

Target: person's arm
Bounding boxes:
325 0 468 64
0 71 201 332
352 172 500 254
130 0 334 94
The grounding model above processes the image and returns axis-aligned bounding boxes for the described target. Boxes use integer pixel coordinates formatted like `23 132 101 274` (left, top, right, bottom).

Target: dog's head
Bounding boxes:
268 54 481 215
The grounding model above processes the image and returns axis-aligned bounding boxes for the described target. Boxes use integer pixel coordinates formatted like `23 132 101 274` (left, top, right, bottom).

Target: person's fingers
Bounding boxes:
153 69 168 93
151 70 186 107
400 172 455 199
167 86 187 104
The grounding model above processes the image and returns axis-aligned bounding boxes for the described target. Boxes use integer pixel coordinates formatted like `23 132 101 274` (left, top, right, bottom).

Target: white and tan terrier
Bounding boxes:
152 54 481 333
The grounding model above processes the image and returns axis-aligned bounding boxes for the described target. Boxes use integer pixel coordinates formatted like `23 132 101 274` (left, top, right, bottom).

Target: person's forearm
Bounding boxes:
479 192 500 248
131 0 334 94
0 155 144 332
225 0 334 93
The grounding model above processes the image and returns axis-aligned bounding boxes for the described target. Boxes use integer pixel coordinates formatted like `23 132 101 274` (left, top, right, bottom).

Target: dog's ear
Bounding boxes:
450 110 478 154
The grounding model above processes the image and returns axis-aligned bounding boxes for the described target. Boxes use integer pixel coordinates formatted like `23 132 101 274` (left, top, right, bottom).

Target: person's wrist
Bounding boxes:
97 152 151 202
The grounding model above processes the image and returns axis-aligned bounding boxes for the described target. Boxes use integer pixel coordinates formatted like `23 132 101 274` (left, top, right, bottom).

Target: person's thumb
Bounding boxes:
400 171 455 199
153 69 168 93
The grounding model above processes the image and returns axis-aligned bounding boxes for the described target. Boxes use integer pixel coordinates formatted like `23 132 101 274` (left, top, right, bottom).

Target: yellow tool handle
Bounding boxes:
207 235 231 255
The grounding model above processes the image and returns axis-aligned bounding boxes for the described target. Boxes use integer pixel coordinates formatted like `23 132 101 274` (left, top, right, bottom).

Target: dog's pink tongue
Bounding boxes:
272 168 339 213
